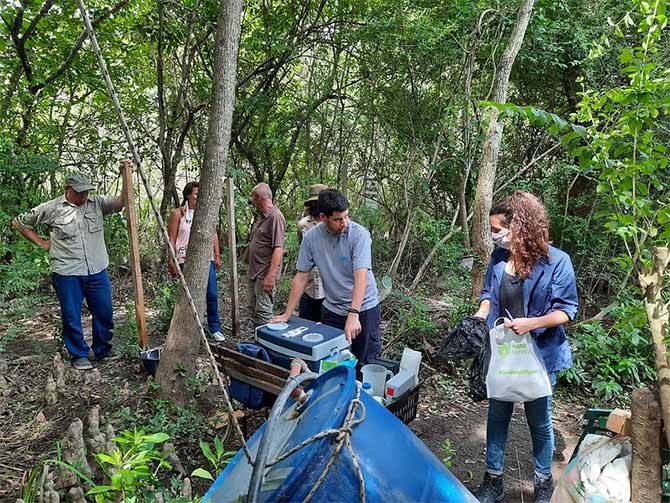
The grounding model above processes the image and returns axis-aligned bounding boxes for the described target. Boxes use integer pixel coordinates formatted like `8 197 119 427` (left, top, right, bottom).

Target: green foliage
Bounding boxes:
0 139 57 299
114 399 209 440
191 436 236 481
150 281 179 334
561 295 656 401
440 438 455 469
87 430 172 501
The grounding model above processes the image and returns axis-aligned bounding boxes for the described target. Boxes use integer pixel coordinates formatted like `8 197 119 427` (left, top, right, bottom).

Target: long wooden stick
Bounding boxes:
225 176 240 337
121 160 147 347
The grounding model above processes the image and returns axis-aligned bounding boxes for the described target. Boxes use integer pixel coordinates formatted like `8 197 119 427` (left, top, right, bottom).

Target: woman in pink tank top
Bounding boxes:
167 182 224 341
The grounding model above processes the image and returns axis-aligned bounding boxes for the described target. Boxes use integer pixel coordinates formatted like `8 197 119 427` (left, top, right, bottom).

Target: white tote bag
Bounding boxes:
486 318 552 402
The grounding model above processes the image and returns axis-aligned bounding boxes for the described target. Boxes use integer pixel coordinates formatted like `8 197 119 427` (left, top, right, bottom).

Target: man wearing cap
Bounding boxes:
296 184 327 321
272 189 381 365
247 182 286 326
12 164 129 370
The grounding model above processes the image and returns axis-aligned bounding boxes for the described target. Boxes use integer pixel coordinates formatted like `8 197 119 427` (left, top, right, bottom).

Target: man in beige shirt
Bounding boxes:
12 166 127 370
296 184 327 321
247 183 285 327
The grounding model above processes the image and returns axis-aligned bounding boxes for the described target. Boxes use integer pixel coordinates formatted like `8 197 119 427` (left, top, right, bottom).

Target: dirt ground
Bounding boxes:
411 371 583 502
0 284 585 502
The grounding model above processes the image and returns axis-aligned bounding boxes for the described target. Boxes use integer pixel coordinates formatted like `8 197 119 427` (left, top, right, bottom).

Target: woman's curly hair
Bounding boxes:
490 191 549 279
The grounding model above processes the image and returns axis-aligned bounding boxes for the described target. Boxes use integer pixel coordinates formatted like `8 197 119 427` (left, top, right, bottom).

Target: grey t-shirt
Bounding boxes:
18 194 118 276
296 220 378 316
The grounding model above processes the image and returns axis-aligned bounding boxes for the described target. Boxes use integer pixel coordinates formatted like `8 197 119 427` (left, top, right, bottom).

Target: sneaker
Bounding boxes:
71 357 94 370
94 350 121 361
534 476 554 503
211 331 225 342
474 473 504 503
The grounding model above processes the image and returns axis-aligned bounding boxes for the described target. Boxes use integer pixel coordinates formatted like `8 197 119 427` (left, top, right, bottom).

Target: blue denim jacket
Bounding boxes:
479 245 579 373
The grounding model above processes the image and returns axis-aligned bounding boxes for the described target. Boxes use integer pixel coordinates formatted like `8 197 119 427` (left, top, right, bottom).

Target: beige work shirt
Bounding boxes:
18 195 118 276
297 215 324 299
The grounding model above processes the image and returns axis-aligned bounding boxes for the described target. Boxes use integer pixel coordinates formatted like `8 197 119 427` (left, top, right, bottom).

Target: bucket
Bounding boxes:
139 346 162 376
361 364 393 397
202 366 476 502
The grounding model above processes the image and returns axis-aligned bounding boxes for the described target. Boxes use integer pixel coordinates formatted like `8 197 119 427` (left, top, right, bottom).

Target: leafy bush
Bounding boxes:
561 296 656 401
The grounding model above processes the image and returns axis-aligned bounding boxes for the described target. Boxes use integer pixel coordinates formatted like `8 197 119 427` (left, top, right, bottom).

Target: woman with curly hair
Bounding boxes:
472 191 579 503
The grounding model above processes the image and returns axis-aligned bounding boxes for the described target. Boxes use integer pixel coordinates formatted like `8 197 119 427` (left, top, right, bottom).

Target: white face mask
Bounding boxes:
491 229 510 249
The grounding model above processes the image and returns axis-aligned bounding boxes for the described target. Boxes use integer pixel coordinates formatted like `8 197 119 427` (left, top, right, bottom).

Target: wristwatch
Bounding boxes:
348 308 360 315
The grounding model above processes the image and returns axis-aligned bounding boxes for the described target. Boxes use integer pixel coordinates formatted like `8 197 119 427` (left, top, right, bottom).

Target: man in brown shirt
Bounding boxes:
248 183 286 326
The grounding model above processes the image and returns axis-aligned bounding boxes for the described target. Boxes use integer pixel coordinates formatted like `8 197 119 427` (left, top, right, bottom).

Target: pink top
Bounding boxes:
175 207 193 264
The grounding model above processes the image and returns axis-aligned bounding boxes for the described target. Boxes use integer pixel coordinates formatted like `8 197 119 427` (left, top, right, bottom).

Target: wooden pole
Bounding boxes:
631 387 662 503
121 160 148 347
226 176 240 337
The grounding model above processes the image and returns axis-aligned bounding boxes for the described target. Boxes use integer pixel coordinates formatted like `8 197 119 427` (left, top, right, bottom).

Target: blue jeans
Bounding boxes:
52 269 114 359
180 262 221 334
486 373 556 482
321 304 381 365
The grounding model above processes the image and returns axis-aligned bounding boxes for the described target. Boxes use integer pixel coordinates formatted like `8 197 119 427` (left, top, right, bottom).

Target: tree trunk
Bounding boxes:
157 0 243 404
631 387 662 503
470 0 535 301
638 246 670 450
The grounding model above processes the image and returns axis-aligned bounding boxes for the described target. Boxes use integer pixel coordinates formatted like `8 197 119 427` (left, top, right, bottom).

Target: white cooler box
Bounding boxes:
255 317 350 372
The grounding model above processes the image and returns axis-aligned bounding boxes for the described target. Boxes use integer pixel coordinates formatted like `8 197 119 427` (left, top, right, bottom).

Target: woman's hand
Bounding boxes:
504 317 539 336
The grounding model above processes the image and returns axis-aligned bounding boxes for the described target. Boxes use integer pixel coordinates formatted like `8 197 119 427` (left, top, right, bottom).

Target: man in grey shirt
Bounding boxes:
12 166 128 370
272 189 381 364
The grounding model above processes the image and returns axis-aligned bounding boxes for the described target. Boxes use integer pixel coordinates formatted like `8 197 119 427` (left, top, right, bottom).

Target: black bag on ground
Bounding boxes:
438 316 489 360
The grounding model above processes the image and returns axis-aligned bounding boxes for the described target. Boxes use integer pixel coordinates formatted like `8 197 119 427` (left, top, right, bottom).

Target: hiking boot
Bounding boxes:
211 331 225 342
534 476 554 503
72 357 93 370
474 473 504 503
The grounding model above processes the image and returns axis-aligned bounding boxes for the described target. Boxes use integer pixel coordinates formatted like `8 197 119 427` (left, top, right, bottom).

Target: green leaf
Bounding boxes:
87 485 115 495
191 468 214 480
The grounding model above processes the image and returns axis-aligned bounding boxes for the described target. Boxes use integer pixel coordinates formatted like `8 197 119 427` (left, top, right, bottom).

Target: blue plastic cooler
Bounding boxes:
255 317 350 372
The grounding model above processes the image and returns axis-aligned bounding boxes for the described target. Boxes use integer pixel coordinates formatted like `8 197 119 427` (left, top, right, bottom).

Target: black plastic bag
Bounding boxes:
467 330 490 402
439 316 489 360
438 316 491 402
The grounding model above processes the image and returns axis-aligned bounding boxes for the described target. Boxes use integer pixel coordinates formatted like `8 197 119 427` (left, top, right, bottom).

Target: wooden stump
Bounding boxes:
631 387 662 503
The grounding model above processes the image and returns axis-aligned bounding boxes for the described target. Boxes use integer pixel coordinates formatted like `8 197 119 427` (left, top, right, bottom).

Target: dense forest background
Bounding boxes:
0 0 669 497
0 0 670 502
1 0 668 399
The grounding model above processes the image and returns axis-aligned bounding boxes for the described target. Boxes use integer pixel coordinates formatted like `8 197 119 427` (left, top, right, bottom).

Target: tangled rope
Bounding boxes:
267 383 367 503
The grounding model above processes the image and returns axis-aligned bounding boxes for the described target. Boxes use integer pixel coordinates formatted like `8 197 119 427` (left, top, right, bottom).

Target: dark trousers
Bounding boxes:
321 304 381 365
52 269 114 359
180 262 221 333
299 293 323 322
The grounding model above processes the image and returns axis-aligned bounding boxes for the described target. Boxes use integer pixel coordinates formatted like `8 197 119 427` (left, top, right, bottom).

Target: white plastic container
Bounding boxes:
400 347 422 378
385 369 416 402
361 364 393 397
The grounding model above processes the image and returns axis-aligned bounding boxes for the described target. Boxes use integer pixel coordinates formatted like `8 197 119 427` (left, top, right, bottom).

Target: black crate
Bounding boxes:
385 383 421 425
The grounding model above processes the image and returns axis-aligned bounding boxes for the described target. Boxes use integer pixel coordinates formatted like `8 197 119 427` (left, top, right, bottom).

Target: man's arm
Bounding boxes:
262 246 283 291
106 160 131 213
344 268 367 342
271 271 310 323
11 218 51 251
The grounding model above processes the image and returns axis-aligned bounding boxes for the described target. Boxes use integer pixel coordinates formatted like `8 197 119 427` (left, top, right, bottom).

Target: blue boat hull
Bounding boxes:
204 366 476 502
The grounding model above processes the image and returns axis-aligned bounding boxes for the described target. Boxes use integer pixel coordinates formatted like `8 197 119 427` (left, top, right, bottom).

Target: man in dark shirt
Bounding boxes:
247 183 286 326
